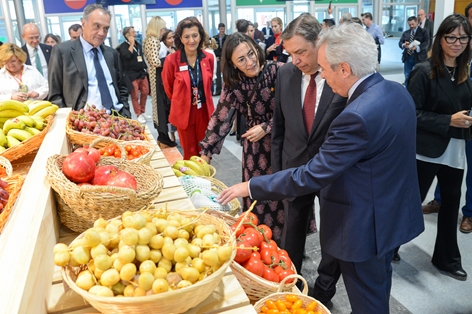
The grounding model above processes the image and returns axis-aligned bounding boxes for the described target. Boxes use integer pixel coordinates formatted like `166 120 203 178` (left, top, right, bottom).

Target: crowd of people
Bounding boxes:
1 3 472 312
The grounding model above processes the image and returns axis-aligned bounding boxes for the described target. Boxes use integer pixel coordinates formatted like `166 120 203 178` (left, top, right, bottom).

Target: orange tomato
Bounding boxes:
292 299 303 310
285 295 298 303
261 306 269 313
307 311 315 314
306 301 317 311
293 309 306 314
276 299 287 311
267 310 280 314
284 301 293 309
266 300 277 310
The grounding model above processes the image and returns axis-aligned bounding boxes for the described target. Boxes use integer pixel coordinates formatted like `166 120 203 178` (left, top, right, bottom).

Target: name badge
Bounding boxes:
179 65 188 71
137 56 143 62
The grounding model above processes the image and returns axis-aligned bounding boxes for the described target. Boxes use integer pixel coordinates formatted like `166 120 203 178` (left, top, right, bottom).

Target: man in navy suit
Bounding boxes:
21 23 51 79
219 23 424 313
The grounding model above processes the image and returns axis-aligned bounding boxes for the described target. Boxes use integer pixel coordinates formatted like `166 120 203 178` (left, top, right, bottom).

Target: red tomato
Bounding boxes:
234 241 252 264
230 222 245 238
273 265 284 275
239 228 263 247
258 224 273 241
262 265 280 282
237 212 259 226
278 250 293 270
278 269 295 283
260 248 279 265
243 252 265 277
260 240 278 252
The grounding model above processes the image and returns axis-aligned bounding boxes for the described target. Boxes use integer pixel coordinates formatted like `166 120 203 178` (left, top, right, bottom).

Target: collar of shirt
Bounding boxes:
348 73 374 100
80 35 97 55
26 43 37 56
301 70 325 111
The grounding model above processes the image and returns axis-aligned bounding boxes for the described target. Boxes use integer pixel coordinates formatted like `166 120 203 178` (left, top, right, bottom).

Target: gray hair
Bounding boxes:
317 23 377 77
83 4 111 22
340 12 352 23
281 13 322 44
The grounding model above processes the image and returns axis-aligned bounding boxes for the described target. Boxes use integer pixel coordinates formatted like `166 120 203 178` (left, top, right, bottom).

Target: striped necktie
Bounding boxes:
34 48 43 75
407 31 415 55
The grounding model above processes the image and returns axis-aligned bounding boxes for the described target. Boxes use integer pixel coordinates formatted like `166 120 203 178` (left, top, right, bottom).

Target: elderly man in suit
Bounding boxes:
272 13 345 308
21 23 51 79
48 4 130 118
399 16 430 89
418 9 434 49
219 23 424 313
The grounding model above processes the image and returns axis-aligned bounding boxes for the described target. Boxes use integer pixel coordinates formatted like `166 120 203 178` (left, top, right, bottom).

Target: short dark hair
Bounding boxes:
322 19 335 27
407 16 418 22
44 33 62 44
466 3 472 17
160 28 173 42
236 19 250 33
221 32 265 88
68 24 82 34
281 13 321 44
174 16 206 51
122 26 133 38
362 12 373 20
218 23 225 29
350 17 363 26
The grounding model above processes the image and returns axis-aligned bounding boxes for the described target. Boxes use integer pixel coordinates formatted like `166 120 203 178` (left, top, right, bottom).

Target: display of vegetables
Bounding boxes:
232 212 295 283
258 294 322 314
98 143 149 161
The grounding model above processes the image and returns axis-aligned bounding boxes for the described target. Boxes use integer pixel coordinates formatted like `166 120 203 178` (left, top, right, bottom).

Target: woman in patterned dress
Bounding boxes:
199 33 287 242
143 16 177 148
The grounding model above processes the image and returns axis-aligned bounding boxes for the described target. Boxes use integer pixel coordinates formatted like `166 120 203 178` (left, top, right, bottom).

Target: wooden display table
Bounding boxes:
0 108 255 314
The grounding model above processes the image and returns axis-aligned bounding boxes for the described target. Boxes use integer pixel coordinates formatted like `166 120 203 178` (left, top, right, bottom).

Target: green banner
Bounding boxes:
236 0 285 6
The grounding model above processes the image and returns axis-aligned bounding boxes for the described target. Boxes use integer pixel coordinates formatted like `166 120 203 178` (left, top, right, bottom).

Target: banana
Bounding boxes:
184 160 204 176
190 156 210 176
0 146 6 153
31 116 46 130
16 115 36 127
0 130 6 148
173 160 185 170
172 168 184 177
23 99 35 105
0 109 26 119
25 126 41 136
0 100 29 113
27 100 52 115
6 135 20 148
33 104 59 118
178 167 198 176
8 129 33 141
3 118 26 134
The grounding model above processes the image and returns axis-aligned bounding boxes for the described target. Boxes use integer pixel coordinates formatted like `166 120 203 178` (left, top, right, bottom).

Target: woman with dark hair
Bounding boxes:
236 19 255 39
162 17 214 159
44 34 61 46
407 13 472 280
199 33 286 242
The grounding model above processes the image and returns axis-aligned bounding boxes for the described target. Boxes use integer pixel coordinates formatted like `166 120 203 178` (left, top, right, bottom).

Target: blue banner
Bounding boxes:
97 0 156 5
146 0 202 9
44 0 95 14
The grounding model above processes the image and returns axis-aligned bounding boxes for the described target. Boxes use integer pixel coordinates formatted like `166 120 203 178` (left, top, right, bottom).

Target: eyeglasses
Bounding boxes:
235 50 257 67
26 36 41 41
444 36 470 44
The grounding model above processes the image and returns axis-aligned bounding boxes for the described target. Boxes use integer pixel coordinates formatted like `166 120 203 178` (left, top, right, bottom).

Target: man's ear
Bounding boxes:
340 62 352 78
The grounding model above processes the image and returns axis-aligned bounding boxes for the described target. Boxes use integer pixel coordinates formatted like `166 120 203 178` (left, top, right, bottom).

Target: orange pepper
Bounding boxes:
293 309 306 314
307 311 315 314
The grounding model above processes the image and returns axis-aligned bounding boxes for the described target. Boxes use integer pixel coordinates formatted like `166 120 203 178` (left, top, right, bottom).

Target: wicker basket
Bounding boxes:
61 208 236 314
207 210 298 301
0 157 25 233
46 154 163 233
89 137 156 165
0 115 53 162
253 275 331 314
204 176 240 216
208 164 216 178
65 111 151 147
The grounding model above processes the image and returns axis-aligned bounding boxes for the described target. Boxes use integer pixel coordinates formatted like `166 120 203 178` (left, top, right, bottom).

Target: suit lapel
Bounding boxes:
70 40 88 91
177 51 191 94
348 72 383 105
309 83 334 140
290 67 306 137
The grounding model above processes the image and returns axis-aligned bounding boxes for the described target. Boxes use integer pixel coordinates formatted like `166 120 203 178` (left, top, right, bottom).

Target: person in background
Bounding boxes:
253 22 265 43
68 24 83 41
44 34 61 47
265 17 288 63
212 23 227 96
406 14 472 280
361 12 385 67
119 26 149 124
199 32 286 242
340 12 352 24
350 17 363 26
21 23 51 79
48 4 130 117
399 16 430 88
143 16 176 148
261 20 274 39
202 31 217 94
218 22 424 314
162 17 214 159
0 44 48 101
418 9 434 50
236 19 255 38
322 19 335 29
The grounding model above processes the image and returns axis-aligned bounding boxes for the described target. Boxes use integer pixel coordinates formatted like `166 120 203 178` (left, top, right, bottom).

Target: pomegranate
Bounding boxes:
107 171 138 190
92 165 119 186
74 145 100 164
62 152 96 183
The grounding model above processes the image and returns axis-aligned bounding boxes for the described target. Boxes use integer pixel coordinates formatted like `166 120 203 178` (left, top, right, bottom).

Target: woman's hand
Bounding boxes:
266 43 278 53
200 154 211 164
217 182 250 205
242 125 267 142
11 92 27 102
451 110 472 128
27 91 39 99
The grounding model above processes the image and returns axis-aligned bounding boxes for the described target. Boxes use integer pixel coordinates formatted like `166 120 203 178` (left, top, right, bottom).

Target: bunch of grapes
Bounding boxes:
0 178 10 214
69 106 146 141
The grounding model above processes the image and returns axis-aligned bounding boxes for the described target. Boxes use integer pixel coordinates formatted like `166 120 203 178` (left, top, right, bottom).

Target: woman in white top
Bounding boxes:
0 44 48 101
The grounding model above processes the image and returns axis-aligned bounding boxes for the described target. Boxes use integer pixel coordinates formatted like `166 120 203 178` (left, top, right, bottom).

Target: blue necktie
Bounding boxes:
92 48 113 110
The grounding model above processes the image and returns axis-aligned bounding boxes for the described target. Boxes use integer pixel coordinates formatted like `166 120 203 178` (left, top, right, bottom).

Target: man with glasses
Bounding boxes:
399 16 430 88
417 9 434 50
21 23 51 79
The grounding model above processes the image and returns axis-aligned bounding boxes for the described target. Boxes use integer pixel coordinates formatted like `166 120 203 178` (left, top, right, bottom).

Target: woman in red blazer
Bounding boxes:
162 17 214 159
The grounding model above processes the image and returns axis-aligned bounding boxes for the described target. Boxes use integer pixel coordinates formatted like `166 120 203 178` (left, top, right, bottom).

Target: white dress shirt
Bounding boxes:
26 44 48 79
0 65 48 101
301 71 325 117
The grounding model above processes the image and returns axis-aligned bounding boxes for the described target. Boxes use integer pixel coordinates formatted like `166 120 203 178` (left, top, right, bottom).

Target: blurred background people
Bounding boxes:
0 44 48 101
418 9 434 50
202 31 217 94
265 17 288 63
362 12 384 67
21 23 51 79
159 29 177 143
261 20 274 39
162 17 214 159
212 23 227 96
253 22 265 43
322 19 335 29
44 34 61 46
68 24 83 41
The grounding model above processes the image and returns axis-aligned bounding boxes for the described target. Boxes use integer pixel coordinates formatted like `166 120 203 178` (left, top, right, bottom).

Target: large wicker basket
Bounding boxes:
89 137 156 165
61 208 236 314
46 154 163 233
0 157 24 233
0 115 53 162
253 275 331 314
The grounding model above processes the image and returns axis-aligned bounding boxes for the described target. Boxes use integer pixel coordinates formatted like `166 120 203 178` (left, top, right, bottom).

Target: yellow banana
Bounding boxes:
0 109 25 119
3 118 26 134
0 129 6 147
33 104 59 118
6 135 21 148
25 126 41 136
173 160 185 170
0 146 6 153
190 156 210 176
16 115 36 127
184 160 204 176
172 168 184 177
31 116 45 130
8 129 33 141
23 99 36 105
0 100 29 113
27 100 52 115
179 167 198 176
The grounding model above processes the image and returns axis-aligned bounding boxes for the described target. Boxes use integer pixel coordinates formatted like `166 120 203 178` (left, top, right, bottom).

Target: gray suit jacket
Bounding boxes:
423 19 434 46
48 39 130 117
272 63 347 173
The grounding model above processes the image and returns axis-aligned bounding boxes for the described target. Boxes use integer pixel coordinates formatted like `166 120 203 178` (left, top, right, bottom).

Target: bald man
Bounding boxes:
417 9 433 49
21 23 52 78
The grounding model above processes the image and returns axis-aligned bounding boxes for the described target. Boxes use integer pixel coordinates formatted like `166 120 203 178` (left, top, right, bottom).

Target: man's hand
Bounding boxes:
217 182 250 205
27 91 39 99
127 35 135 46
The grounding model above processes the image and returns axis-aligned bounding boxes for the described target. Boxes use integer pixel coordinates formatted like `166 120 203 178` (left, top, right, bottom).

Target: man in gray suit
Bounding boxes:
272 13 346 308
48 4 130 118
418 9 434 50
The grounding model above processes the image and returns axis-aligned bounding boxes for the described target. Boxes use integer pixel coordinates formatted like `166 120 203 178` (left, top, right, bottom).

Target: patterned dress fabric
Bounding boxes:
200 62 288 241
143 36 161 129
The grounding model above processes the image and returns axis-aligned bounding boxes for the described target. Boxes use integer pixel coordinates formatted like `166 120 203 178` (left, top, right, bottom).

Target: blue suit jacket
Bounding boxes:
250 73 424 262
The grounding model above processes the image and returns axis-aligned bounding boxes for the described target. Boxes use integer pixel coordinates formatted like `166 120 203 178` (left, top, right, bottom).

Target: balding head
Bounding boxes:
22 23 41 48
418 9 426 23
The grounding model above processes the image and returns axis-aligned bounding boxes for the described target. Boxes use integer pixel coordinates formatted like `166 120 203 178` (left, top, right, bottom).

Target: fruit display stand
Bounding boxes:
0 108 255 314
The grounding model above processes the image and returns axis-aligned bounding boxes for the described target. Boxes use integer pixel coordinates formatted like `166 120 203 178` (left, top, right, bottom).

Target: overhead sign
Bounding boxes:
237 0 285 5
44 0 94 14
96 0 156 5
146 0 202 9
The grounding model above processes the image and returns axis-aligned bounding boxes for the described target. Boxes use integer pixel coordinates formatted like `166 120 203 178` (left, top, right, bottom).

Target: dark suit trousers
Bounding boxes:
339 249 394 314
416 160 463 271
215 60 222 94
